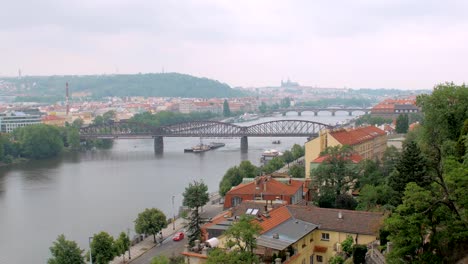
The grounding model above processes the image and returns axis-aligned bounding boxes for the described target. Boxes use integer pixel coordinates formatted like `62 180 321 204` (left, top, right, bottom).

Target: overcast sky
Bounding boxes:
1 0 467 89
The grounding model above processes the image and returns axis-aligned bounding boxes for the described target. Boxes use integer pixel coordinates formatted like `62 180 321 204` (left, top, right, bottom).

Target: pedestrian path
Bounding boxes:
110 218 187 264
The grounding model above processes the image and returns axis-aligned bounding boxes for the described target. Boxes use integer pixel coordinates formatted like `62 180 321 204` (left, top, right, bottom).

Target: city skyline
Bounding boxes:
1 0 467 89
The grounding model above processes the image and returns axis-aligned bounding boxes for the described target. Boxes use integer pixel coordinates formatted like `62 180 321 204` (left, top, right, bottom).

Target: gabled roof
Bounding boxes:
256 206 292 234
227 176 303 196
287 205 384 235
329 126 386 146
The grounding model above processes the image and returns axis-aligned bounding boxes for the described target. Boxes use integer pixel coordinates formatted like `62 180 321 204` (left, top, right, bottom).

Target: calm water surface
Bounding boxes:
0 113 357 263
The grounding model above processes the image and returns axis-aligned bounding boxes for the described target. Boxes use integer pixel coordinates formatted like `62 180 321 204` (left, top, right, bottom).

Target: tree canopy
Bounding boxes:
183 180 209 245
89 231 116 264
134 208 167 243
48 234 86 264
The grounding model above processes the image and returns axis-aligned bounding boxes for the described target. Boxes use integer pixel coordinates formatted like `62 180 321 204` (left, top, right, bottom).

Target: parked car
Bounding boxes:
172 232 184 241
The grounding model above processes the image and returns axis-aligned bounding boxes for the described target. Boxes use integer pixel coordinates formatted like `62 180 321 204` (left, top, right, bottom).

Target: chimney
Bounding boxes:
273 233 279 239
263 180 267 192
65 82 70 116
338 211 343 219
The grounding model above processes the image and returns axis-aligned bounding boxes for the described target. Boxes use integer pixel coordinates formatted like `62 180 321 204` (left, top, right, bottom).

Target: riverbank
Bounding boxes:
110 192 223 264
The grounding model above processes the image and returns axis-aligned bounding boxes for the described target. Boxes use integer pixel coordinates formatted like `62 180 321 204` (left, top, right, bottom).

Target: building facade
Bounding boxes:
304 126 387 178
0 112 42 133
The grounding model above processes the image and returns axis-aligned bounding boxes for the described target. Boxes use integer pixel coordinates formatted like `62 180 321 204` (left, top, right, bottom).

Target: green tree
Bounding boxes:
238 160 258 178
312 146 359 197
258 102 267 113
356 184 396 211
219 166 243 196
291 144 304 159
223 99 231 117
280 97 291 108
381 145 400 178
102 110 116 122
329 255 345 264
352 244 367 264
288 163 305 178
388 141 430 196
14 124 63 159
89 232 116 264
183 180 209 245
395 114 409 133
357 159 383 187
151 255 170 264
66 127 81 150
225 215 262 254
114 232 130 263
134 208 167 243
93 115 104 126
71 118 84 128
48 234 86 264
206 248 259 264
341 235 354 257
281 150 295 164
263 157 284 174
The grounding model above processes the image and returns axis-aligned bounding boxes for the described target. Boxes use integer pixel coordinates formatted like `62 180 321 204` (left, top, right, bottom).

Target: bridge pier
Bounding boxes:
240 136 248 153
298 112 301 116
282 112 286 116
314 111 318 116
348 111 352 116
331 111 336 116
154 136 164 154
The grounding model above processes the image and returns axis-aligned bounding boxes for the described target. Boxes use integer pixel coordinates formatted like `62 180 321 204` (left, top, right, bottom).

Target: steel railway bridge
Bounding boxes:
79 120 333 153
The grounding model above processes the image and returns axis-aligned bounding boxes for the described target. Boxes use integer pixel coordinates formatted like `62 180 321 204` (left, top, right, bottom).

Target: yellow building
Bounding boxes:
255 205 384 264
305 126 387 178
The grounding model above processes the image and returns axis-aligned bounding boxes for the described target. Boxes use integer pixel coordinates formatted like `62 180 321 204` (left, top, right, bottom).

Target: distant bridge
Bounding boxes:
278 107 370 116
79 120 333 153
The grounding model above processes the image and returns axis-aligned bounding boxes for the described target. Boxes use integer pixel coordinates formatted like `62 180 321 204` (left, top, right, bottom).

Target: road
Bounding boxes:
130 197 224 264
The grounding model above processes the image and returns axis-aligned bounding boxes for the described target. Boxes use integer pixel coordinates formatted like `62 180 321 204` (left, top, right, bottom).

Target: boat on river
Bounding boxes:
184 142 226 153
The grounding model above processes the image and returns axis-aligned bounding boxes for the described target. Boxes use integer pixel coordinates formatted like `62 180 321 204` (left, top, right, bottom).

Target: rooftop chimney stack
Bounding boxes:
338 211 343 219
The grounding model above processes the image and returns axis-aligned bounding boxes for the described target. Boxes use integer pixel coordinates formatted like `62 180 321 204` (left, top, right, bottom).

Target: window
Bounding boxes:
316 255 323 262
232 196 242 207
321 233 330 241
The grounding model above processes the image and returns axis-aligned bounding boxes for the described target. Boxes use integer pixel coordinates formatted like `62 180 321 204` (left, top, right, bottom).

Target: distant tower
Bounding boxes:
66 82 70 116
18 69 22 79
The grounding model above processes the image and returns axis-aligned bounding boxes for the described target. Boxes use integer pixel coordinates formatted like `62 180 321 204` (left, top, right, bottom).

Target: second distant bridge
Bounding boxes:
79 120 333 153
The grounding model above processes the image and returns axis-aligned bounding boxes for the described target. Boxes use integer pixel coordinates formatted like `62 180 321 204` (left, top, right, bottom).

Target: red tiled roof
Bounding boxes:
286 205 385 235
42 115 66 121
256 206 292 234
227 176 303 196
329 126 386 146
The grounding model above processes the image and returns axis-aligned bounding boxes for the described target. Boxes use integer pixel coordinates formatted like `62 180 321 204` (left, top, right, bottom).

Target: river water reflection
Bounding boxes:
0 113 356 263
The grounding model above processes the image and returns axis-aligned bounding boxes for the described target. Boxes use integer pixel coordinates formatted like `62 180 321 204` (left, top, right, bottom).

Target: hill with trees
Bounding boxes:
2 73 243 100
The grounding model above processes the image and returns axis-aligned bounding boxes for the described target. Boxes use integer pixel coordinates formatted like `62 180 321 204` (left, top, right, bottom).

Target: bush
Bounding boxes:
352 245 367 264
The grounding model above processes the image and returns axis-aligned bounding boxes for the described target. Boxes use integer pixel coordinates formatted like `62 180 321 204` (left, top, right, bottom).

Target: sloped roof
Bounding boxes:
329 126 386 146
227 176 303 196
256 206 292 234
257 218 318 250
286 205 384 235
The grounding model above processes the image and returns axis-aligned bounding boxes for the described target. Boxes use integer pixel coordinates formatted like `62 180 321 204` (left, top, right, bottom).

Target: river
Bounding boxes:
0 112 358 263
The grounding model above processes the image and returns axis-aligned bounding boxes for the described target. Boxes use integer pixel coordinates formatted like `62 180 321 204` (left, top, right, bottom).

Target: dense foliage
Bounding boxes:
395 114 409 133
134 208 167 244
48 235 86 264
2 73 244 98
130 111 218 127
206 215 261 264
355 114 392 126
89 232 116 264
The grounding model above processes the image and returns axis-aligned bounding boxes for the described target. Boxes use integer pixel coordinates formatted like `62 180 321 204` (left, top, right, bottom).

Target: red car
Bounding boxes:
172 232 184 241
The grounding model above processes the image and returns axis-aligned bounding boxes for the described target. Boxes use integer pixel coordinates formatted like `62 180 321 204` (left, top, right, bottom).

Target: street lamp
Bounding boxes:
172 195 176 230
88 237 93 264
127 228 131 260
